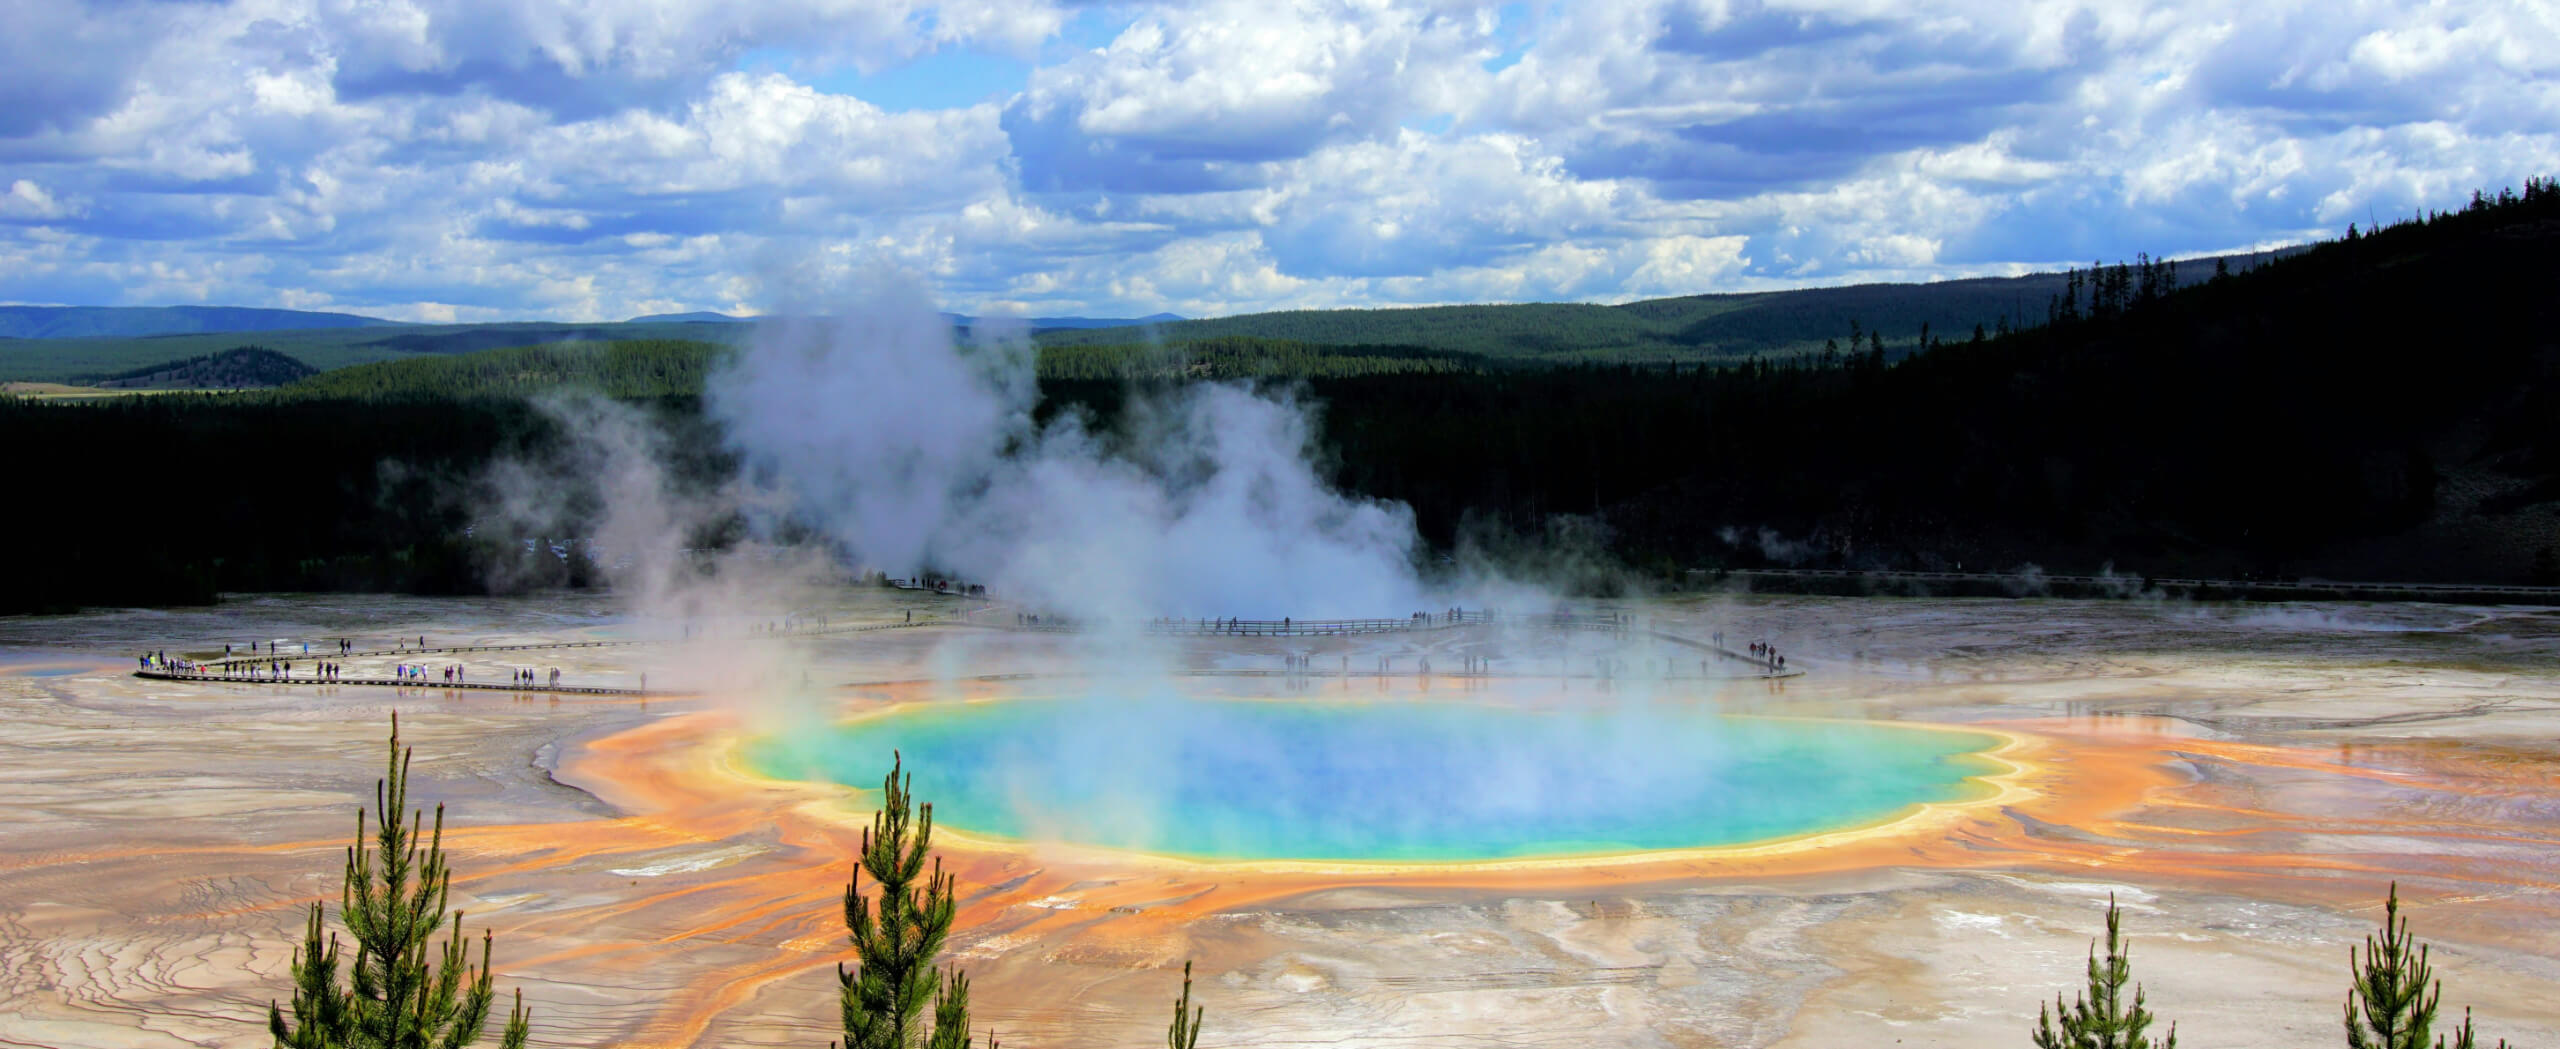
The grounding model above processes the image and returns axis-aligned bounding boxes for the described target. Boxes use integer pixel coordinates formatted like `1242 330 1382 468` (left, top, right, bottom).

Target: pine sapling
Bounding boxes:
838 752 964 1049
1167 960 1204 1049
2348 886 2514 1049
2032 894 2177 1049
269 713 531 1049
2347 883 2440 1049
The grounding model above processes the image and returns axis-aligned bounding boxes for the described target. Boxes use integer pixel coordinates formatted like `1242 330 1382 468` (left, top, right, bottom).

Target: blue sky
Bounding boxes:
1 0 2554 322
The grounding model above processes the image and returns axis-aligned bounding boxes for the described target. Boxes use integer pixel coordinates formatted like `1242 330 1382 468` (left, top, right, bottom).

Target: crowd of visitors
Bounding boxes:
140 639 584 689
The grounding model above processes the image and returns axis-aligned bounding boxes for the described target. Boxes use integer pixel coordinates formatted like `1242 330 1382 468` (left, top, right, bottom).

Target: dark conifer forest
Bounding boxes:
8 180 2557 614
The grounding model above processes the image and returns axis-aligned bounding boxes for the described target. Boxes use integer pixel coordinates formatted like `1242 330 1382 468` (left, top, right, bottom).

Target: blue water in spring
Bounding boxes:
749 695 2000 863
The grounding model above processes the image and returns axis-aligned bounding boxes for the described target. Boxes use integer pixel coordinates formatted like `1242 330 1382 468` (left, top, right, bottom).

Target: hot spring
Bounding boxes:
747 691 2005 863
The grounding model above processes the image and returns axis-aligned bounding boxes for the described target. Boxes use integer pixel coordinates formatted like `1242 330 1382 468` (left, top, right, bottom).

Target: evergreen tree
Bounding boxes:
2032 894 2177 1049
839 752 967 1049
2347 883 2439 1049
1166 961 1204 1049
2442 1008 2511 1049
269 714 532 1049
925 969 979 1049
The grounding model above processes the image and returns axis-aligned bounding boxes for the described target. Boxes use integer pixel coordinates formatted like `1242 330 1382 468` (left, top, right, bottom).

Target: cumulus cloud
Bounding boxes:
0 0 2554 319
0 180 79 222
1002 0 1496 193
1256 131 1623 278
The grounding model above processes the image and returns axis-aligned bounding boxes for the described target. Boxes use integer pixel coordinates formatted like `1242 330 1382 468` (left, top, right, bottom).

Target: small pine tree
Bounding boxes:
2441 1007 2512 1049
2343 883 2500 1049
839 752 966 1049
2032 894 2177 1049
270 714 532 1049
1167 961 1204 1049
925 968 978 1049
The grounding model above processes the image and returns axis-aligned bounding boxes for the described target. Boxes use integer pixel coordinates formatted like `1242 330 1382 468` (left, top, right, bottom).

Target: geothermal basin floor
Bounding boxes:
2 591 2559 1048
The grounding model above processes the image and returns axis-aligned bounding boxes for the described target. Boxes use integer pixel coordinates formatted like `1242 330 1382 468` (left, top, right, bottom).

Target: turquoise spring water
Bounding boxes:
747 696 2002 863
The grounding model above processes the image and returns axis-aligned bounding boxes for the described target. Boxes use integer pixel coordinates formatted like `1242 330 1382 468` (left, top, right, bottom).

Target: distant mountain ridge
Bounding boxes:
627 310 1189 330
0 305 394 339
6 260 2302 385
1037 252 2293 361
626 311 744 324
973 312 1187 330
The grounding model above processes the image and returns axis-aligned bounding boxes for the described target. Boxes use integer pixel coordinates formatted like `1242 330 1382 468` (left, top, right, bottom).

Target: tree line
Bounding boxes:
8 178 2557 614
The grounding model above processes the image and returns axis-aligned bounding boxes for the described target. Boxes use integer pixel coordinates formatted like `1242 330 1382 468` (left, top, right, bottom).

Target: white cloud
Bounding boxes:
527 73 1006 207
1256 130 1624 277
1626 234 1750 294
1002 0 1497 192
0 179 79 221
0 0 2553 320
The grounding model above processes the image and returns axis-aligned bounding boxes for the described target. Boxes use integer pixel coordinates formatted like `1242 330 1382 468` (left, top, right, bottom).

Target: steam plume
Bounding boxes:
708 281 1429 620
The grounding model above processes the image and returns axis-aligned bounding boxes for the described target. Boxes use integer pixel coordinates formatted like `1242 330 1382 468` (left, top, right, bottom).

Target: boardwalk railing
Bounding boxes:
1712 568 2560 601
134 669 685 696
216 615 946 663
990 609 1635 637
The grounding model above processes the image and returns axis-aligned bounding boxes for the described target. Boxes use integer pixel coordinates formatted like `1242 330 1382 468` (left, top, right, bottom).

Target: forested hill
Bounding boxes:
266 335 1482 401
277 340 730 400
1036 252 2280 362
96 347 319 388
1463 179 2560 583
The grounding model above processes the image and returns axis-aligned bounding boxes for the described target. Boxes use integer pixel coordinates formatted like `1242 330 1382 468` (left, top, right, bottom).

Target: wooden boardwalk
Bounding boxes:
132 616 945 695
134 669 688 697
135 604 1807 692
207 616 939 663
1714 567 2560 603
986 609 1638 637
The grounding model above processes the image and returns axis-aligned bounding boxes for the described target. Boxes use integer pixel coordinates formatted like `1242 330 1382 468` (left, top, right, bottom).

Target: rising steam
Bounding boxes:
708 280 1430 620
